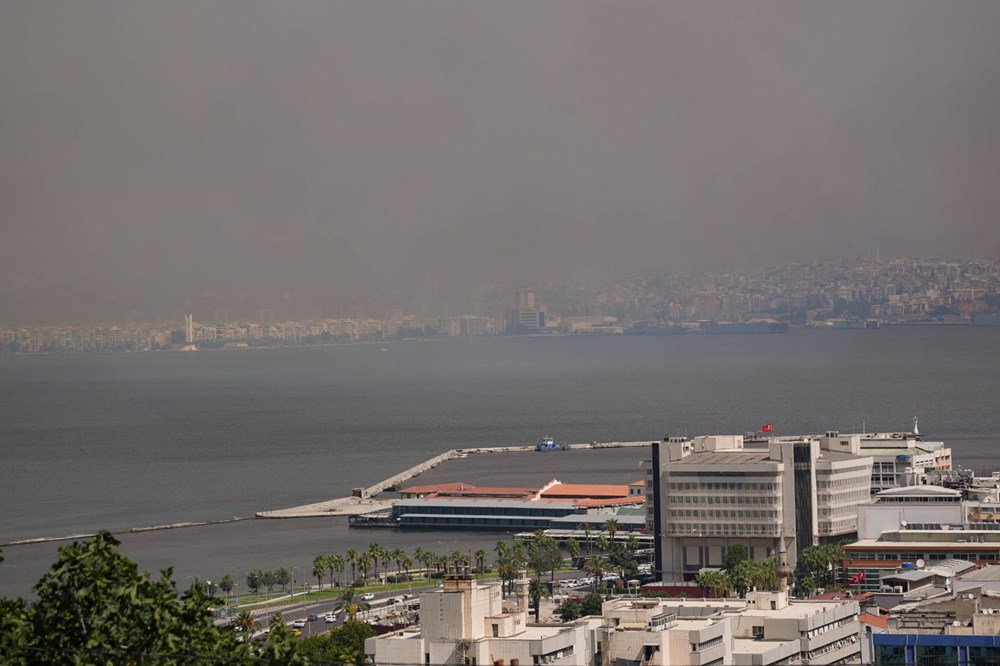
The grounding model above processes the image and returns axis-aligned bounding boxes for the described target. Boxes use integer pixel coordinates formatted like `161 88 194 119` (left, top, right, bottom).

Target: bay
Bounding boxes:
1 327 998 598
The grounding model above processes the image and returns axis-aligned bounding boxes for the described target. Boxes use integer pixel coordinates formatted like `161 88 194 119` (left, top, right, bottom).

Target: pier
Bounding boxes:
255 440 651 519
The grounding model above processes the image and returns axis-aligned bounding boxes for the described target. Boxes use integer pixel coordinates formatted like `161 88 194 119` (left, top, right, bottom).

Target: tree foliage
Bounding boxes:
0 530 306 665
299 620 375 666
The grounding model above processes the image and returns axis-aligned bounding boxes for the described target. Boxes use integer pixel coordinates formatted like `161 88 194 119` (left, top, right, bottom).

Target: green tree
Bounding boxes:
258 612 304 664
3 531 250 665
368 542 385 581
390 547 406 579
528 533 563 583
314 555 328 589
328 553 345 588
580 593 604 616
474 548 488 574
333 587 371 620
603 518 620 545
585 556 609 591
578 523 593 555
565 538 580 563
219 573 234 595
346 548 360 584
274 566 292 593
358 552 373 583
625 533 640 555
496 542 526 596
299 619 375 666
247 569 262 593
694 569 731 597
596 534 610 554
722 544 749 572
556 598 581 622
528 578 548 623
796 545 844 588
233 609 259 643
607 543 638 584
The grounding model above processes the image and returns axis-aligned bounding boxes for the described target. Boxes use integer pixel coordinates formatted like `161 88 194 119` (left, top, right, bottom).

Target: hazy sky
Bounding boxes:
2 1 999 321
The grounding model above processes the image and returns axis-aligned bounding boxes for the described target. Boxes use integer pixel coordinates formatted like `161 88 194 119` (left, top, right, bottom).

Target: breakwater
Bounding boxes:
256 440 651 519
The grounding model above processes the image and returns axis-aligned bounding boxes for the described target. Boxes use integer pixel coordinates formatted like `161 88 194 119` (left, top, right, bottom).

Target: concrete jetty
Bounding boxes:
256 440 651 519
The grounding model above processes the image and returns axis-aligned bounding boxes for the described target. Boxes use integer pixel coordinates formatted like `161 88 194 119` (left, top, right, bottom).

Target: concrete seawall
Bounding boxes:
256 440 651 519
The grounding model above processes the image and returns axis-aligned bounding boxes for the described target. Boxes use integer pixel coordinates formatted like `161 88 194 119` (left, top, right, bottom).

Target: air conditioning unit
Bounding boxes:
894 586 904 594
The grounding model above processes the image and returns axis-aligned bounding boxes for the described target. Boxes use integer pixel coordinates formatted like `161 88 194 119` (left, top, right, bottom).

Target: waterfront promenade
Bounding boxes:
255 440 651 519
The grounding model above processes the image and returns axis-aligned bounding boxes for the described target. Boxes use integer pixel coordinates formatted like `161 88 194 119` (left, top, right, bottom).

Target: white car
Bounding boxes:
291 619 306 629
324 614 337 624
361 593 375 601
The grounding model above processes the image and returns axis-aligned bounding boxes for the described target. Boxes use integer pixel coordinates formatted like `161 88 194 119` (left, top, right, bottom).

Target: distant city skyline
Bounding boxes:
3 255 997 345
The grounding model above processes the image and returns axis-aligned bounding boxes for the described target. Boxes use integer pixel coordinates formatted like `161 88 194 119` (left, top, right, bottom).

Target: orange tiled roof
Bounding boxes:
540 483 631 499
859 612 889 629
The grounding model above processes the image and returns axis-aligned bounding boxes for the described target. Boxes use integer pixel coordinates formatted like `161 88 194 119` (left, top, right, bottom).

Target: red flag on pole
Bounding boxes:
761 423 773 433
849 571 866 585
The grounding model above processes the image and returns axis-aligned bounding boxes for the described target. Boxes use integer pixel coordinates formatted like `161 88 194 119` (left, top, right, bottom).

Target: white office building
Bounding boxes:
647 433 873 581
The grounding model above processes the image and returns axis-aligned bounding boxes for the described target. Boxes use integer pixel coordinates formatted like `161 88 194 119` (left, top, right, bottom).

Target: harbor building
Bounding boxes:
391 479 644 531
646 433 873 582
860 429 952 493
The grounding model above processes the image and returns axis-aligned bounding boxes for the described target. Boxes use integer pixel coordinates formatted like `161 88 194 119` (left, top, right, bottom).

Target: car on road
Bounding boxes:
307 614 319 622
388 597 401 604
291 619 306 629
361 593 375 601
324 614 337 623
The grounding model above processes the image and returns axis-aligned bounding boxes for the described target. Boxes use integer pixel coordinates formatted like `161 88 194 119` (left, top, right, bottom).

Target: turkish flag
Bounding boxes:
849 572 866 585
761 423 773 433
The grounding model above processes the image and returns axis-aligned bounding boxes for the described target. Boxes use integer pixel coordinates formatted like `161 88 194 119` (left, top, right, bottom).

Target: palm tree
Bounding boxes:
528 578 548 623
233 610 259 642
578 523 593 555
603 518 620 546
368 542 384 581
346 548 360 584
694 570 731 598
626 533 639 555
585 556 608 591
358 552 373 582
400 554 413 583
391 547 406 580
414 547 434 579
333 586 371 620
566 538 580 565
474 548 488 574
329 554 345 588
595 534 609 554
313 555 327 590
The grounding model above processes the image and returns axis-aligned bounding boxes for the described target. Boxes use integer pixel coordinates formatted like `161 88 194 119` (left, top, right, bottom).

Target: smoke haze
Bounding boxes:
2 1 999 322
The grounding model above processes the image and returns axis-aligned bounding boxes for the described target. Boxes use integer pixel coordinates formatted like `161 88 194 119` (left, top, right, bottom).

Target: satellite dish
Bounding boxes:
901 520 908 527
916 559 926 568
